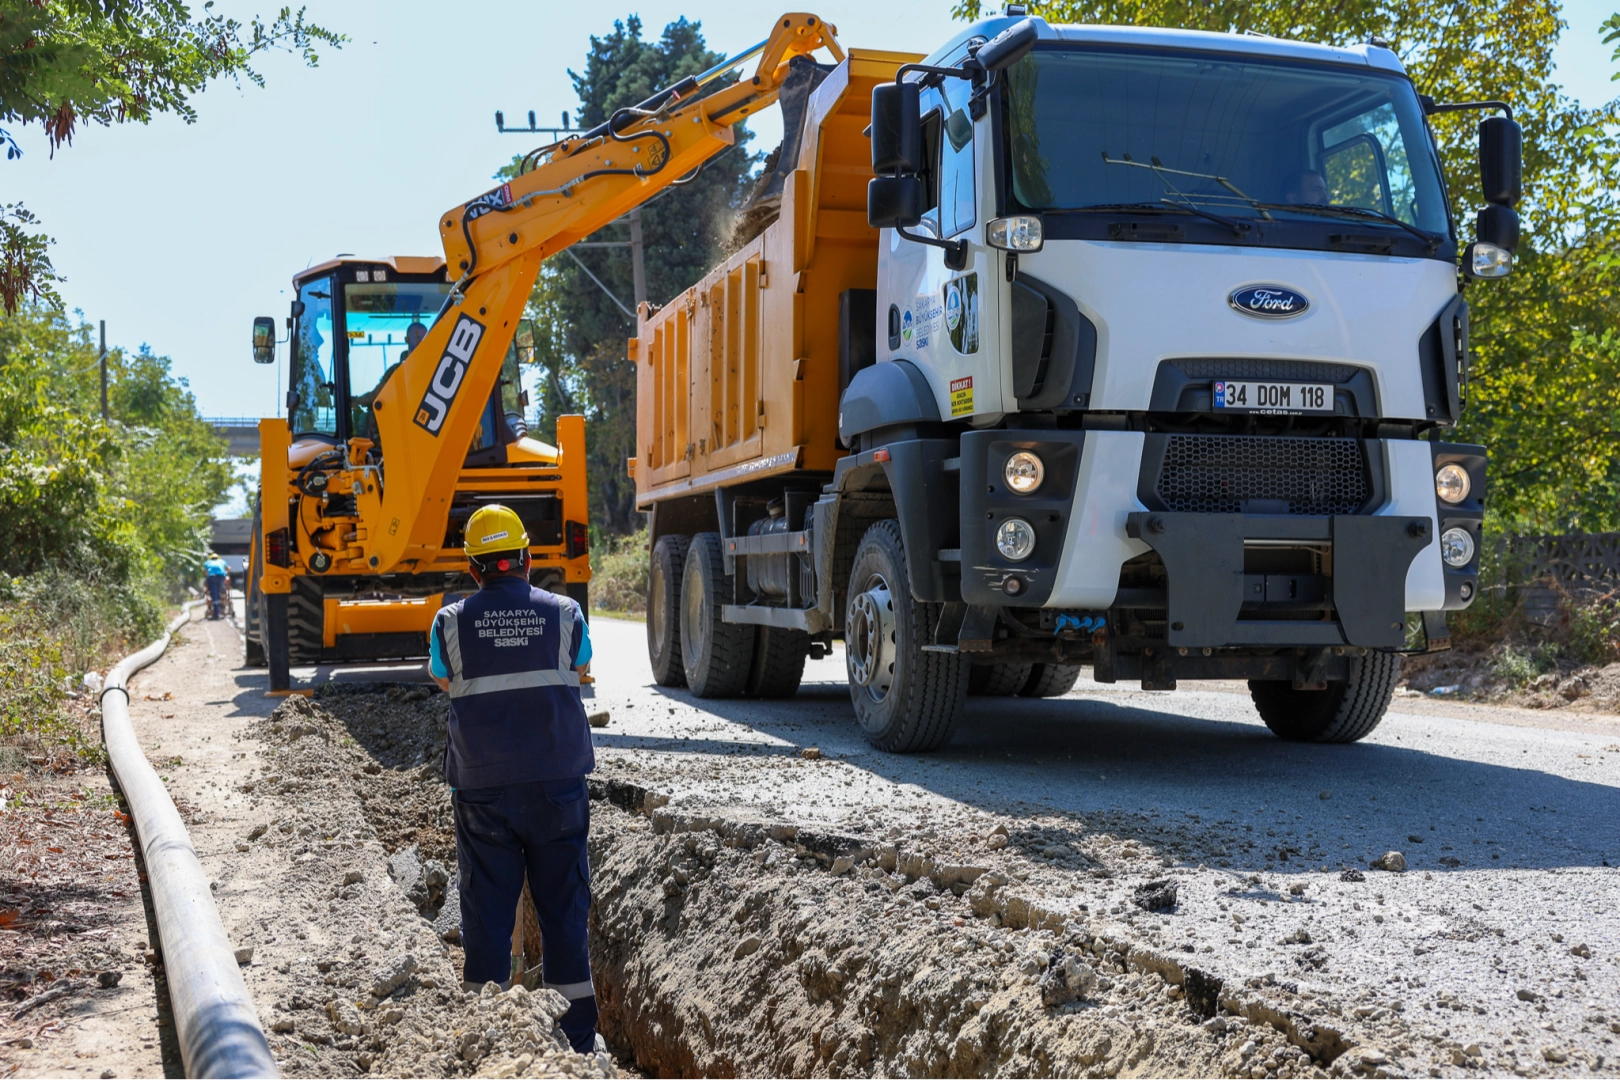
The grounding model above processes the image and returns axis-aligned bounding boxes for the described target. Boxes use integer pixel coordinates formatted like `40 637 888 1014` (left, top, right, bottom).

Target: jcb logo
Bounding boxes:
414 315 484 435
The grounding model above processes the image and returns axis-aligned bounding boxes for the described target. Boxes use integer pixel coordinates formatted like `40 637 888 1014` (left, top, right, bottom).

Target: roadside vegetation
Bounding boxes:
590 526 649 617
0 304 233 761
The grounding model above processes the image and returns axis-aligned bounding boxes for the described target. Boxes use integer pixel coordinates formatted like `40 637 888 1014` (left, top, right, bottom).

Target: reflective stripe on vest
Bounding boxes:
449 668 581 699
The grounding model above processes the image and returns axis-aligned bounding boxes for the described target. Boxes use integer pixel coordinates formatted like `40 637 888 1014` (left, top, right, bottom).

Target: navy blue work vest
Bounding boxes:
432 576 594 790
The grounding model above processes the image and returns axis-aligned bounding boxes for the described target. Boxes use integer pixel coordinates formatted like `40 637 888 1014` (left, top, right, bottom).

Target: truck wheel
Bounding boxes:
845 520 968 752
747 627 810 698
647 535 689 687
680 533 752 697
969 662 1034 696
1020 663 1082 698
287 577 325 664
1249 651 1401 743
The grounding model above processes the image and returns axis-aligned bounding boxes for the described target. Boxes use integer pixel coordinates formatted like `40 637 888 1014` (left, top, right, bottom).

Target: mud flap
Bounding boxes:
1126 512 1431 649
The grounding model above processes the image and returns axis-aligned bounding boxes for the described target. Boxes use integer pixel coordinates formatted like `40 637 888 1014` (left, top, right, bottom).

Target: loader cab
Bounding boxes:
279 257 528 461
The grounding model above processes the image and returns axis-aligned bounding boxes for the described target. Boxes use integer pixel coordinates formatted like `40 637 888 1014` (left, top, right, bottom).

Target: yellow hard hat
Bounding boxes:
464 504 529 557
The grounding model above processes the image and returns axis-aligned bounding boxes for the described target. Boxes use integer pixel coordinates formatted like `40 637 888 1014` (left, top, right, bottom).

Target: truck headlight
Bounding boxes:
1440 527 1476 567
1435 463 1471 504
996 518 1036 561
1004 451 1044 494
986 215 1043 252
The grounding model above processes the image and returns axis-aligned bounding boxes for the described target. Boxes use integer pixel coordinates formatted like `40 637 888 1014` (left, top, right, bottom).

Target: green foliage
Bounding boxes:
0 304 231 667
1492 642 1560 687
590 526 649 615
501 15 757 533
1561 591 1620 665
0 202 58 314
0 607 66 742
955 0 1620 532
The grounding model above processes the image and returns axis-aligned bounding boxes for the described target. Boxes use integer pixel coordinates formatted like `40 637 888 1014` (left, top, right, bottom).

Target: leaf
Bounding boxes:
0 907 19 926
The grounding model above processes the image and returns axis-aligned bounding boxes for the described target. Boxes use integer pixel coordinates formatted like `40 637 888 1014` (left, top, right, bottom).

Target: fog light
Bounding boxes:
1435 463 1471 503
1465 241 1512 279
1004 451 1044 494
996 518 1036 561
1440 527 1476 567
986 215 1043 252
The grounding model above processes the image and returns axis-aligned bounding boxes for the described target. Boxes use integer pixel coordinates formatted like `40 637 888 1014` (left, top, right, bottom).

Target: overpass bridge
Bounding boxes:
206 417 266 457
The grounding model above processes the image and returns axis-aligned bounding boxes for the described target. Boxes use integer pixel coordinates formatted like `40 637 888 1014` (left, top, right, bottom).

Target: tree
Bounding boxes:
503 15 757 533
0 1 343 313
953 0 1620 533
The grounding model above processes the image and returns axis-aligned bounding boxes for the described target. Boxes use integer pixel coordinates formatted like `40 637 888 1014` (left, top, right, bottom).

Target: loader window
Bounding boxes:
343 279 453 441
289 276 337 437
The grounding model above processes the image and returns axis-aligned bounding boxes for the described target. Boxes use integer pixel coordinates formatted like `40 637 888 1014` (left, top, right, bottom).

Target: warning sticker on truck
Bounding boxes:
950 376 974 417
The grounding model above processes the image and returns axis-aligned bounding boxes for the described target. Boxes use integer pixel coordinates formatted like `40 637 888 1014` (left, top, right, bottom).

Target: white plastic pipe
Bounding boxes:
101 601 280 1078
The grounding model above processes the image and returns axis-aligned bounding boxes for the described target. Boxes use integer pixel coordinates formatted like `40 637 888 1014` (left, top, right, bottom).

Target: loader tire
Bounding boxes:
844 520 968 752
1020 663 1082 698
1249 651 1401 744
680 533 752 698
287 576 326 665
243 508 266 667
647 535 689 688
969 662 1034 696
746 626 810 698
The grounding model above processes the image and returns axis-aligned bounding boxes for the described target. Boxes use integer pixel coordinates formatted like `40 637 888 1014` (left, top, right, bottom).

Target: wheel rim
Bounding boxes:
846 572 896 704
649 559 667 657
681 562 706 665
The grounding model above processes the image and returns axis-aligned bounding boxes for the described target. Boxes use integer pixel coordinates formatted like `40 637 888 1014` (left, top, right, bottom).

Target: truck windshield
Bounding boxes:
1003 47 1448 238
345 279 453 441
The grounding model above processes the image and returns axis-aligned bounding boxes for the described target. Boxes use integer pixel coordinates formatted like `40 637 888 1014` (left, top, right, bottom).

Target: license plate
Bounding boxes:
1213 380 1332 414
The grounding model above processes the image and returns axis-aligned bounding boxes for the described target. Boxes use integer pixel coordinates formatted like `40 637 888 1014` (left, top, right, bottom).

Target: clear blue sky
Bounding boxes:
6 0 1617 420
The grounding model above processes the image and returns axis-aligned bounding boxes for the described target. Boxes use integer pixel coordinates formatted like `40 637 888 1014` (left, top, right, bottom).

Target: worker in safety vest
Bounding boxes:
428 504 598 1052
203 552 229 620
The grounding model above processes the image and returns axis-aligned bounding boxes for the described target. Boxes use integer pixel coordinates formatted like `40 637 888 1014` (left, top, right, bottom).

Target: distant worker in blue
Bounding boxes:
428 504 599 1054
203 552 230 620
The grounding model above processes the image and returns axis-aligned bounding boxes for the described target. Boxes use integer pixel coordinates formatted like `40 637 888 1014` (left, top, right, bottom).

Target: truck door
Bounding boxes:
878 80 1002 425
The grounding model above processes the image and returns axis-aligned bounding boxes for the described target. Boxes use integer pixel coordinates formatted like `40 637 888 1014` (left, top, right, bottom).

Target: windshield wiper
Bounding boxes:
1055 200 1254 239
1259 203 1441 252
1100 152 1275 221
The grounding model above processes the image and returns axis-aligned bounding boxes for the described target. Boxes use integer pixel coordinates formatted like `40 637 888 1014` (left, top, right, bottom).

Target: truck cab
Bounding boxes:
635 12 1513 752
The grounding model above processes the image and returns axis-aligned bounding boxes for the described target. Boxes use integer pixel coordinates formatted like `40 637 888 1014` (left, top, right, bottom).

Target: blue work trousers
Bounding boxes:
452 776 597 1052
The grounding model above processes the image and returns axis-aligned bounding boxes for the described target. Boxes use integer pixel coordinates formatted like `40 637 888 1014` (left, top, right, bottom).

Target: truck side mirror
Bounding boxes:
976 17 1039 71
1464 202 1519 279
252 316 276 364
871 83 921 175
868 175 924 230
1479 115 1521 206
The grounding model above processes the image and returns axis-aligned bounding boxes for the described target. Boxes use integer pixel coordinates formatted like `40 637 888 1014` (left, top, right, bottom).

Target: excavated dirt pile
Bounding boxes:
261 685 1466 1080
235 691 612 1079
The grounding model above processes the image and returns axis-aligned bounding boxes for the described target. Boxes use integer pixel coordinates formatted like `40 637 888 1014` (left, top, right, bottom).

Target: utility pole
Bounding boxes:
627 208 647 312
99 320 108 420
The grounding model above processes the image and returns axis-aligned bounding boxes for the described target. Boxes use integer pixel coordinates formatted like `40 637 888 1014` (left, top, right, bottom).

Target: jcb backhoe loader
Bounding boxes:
242 13 846 692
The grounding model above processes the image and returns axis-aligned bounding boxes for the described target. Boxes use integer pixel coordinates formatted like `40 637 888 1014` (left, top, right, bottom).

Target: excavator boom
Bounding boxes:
368 13 843 574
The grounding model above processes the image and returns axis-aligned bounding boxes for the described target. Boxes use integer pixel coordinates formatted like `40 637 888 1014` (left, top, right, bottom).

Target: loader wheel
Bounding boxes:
747 626 810 698
969 662 1034 696
1249 651 1401 744
680 533 752 698
287 576 326 665
242 507 266 667
1020 663 1082 698
647 535 689 688
845 520 968 752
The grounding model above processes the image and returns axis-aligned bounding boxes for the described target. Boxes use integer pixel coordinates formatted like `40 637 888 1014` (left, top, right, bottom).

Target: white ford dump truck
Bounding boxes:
633 10 1517 752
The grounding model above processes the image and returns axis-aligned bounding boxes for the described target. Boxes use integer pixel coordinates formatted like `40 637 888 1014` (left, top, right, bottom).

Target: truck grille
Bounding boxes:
1156 435 1370 515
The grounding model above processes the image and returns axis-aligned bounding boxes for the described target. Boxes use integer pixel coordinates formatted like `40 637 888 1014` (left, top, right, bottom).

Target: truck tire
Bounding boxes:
1020 663 1082 698
969 662 1034 696
680 533 752 697
287 576 326 665
844 520 968 752
646 535 689 688
1249 651 1401 743
747 627 810 698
